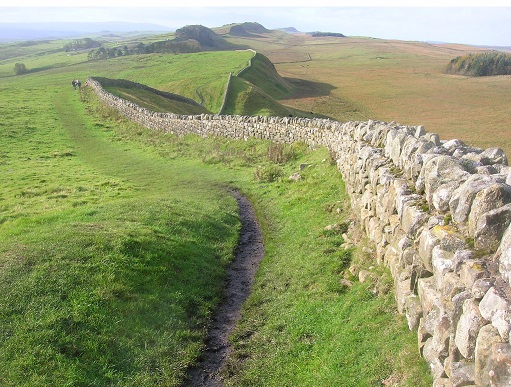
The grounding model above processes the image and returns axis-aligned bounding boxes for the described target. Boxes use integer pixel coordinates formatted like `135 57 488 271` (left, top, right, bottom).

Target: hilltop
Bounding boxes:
228 22 270 37
276 27 301 34
173 24 232 50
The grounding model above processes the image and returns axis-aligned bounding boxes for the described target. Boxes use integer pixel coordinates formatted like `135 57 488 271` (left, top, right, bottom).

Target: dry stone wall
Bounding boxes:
88 77 511 386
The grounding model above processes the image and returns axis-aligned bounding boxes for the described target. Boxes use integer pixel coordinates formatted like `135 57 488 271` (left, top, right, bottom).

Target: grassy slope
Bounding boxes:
223 76 295 116
104 86 211 114
0 67 243 385
0 41 253 113
0 37 432 385
222 51 319 117
105 51 254 112
92 51 316 117
238 52 293 99
226 33 511 154
226 153 432 386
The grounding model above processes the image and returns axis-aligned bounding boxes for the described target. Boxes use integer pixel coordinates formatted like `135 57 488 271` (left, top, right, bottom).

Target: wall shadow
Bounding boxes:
281 77 336 100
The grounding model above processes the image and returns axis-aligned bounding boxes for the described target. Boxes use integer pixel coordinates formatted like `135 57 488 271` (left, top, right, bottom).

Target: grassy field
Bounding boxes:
224 151 432 386
0 32 454 385
226 32 511 154
0 66 247 385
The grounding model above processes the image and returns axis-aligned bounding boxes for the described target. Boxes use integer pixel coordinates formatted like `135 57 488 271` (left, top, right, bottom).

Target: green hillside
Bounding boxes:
89 51 311 117
98 77 212 115
222 75 300 117
0 28 433 385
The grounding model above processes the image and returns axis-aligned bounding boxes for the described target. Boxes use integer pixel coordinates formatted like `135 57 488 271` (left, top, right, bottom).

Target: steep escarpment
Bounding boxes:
174 25 232 50
237 53 293 100
228 22 270 37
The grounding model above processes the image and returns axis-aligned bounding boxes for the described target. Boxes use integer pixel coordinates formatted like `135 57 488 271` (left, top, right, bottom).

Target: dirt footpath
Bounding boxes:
184 191 264 387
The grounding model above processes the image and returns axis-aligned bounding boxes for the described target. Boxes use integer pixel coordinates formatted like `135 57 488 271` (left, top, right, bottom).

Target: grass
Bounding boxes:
224 154 432 386
1 198 238 385
107 51 254 112
223 76 296 116
0 70 244 385
104 86 211 114
238 53 293 99
0 33 436 385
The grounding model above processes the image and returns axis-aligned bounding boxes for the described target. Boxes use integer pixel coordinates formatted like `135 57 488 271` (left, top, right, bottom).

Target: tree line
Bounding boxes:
86 25 227 60
446 51 511 76
87 40 203 60
64 38 101 52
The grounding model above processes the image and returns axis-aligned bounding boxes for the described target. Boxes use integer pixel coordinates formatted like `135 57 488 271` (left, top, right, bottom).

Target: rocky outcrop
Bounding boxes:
88 77 511 386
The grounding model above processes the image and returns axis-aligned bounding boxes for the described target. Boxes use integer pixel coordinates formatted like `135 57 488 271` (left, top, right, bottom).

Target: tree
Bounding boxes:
64 38 101 52
14 63 28 75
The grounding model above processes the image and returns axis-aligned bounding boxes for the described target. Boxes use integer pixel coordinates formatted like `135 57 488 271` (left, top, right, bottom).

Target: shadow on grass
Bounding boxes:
282 77 337 100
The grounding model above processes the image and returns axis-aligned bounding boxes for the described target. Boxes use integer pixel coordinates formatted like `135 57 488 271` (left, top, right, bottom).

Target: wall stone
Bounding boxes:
88 77 511 386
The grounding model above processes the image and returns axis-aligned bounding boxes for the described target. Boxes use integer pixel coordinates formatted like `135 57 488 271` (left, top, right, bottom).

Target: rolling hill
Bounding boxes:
228 22 270 37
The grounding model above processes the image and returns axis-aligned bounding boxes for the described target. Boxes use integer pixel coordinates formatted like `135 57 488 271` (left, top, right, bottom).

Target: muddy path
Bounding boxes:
183 191 264 387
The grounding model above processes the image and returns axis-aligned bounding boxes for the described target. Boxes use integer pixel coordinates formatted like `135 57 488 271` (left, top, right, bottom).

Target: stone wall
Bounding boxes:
235 48 257 76
218 72 232 115
88 77 511 386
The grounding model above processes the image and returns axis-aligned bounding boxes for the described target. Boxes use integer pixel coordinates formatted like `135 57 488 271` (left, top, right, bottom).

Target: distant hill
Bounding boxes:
87 24 240 59
0 22 171 42
228 22 270 37
277 27 301 34
174 25 230 49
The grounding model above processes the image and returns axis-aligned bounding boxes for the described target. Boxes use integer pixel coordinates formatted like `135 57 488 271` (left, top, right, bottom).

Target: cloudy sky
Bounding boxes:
1 0 510 47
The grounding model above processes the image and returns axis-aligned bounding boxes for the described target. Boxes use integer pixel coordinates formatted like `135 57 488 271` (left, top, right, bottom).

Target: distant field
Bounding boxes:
226 33 511 155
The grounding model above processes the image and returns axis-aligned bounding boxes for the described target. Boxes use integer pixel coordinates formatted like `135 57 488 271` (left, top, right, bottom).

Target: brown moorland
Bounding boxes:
225 31 511 155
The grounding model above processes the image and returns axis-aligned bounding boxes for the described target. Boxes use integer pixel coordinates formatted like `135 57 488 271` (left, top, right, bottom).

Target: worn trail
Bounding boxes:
184 191 264 387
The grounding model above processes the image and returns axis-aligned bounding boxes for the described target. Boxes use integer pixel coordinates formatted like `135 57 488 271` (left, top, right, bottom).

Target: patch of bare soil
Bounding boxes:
183 190 264 387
